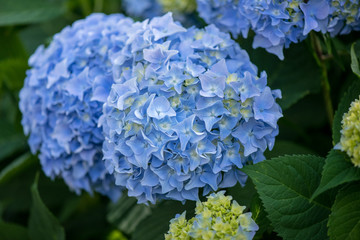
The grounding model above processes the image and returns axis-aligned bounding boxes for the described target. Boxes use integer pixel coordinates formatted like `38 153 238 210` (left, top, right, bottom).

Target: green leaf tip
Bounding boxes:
28 172 65 240
311 150 360 201
350 42 360 78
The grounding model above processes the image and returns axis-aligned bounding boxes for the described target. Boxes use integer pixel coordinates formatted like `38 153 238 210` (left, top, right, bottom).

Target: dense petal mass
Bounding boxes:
19 13 134 201
197 0 360 59
337 97 360 167
165 191 259 239
101 13 282 204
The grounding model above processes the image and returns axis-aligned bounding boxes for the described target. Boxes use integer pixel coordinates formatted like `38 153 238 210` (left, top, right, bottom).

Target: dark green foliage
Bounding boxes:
328 183 360 240
107 195 151 235
0 221 29 240
28 174 66 240
350 42 360 78
0 0 66 26
131 200 196 240
243 155 331 240
312 150 360 200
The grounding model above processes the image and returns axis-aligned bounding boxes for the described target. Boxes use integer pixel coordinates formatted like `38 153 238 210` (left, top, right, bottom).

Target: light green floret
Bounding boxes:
158 0 196 13
331 0 359 24
339 97 360 167
165 191 258 240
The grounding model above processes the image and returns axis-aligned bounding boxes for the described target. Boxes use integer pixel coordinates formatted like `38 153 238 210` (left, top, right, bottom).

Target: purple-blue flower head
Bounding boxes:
196 0 360 59
100 13 283 204
19 13 133 201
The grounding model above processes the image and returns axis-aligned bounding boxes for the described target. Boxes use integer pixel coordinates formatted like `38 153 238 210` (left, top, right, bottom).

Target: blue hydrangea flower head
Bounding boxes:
19 13 134 201
165 191 259 239
101 13 282 203
328 0 360 35
196 0 360 59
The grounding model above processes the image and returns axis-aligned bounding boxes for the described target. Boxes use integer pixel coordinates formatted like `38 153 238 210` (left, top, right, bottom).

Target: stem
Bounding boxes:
310 32 334 127
320 62 334 126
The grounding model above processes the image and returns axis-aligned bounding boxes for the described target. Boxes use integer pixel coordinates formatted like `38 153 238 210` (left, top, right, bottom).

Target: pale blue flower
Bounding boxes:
101 13 282 203
300 0 330 35
19 13 134 201
197 0 360 59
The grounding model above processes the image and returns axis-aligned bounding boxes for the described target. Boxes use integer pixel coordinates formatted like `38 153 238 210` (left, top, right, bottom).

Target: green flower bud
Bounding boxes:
339 97 360 167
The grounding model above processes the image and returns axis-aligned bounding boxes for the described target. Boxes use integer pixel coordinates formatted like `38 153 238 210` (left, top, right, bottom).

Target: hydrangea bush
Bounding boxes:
19 13 134 201
196 0 360 59
165 191 258 240
100 13 282 203
3 0 360 239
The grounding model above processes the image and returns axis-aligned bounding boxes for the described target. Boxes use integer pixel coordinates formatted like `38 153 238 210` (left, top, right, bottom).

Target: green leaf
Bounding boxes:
270 45 322 110
312 150 360 200
0 58 28 91
107 195 151 235
0 29 27 60
350 42 360 78
61 194 110 240
227 180 257 208
0 135 27 162
0 0 66 26
328 183 360 240
0 95 19 126
19 17 70 54
0 153 36 184
245 42 322 110
333 80 360 144
265 140 316 159
0 119 27 162
28 173 65 240
0 221 29 240
132 200 196 240
243 155 331 240
250 193 272 239
0 164 38 212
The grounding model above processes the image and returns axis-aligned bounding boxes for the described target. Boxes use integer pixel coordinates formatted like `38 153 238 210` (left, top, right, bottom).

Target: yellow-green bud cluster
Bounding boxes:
331 0 359 24
339 97 360 167
158 0 196 13
165 191 258 240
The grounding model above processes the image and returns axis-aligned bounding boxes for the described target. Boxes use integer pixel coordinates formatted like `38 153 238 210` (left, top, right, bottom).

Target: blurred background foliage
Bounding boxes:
0 0 359 240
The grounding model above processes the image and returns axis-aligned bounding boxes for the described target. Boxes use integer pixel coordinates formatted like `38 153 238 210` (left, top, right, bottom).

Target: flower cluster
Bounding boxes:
196 0 360 59
337 97 360 167
328 0 360 35
19 13 134 201
165 191 258 240
122 0 197 26
101 13 282 203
